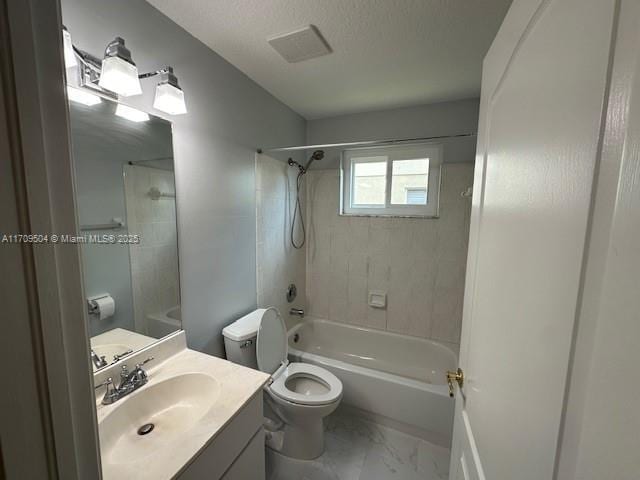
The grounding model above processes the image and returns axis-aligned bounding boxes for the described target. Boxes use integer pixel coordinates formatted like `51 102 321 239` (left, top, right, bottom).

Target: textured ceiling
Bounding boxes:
146 0 512 119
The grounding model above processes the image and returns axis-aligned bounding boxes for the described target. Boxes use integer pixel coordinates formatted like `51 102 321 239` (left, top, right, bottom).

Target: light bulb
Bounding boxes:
98 38 142 97
115 104 149 122
66 86 102 106
153 82 187 115
99 56 142 96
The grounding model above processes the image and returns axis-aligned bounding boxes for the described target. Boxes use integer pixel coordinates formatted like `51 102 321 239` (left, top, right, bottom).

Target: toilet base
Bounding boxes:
264 389 341 460
279 415 325 460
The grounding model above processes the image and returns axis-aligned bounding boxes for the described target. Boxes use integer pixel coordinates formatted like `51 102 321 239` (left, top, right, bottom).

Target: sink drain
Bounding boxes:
137 423 155 436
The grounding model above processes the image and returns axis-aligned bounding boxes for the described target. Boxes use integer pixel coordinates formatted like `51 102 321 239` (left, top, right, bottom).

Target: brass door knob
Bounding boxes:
446 368 464 398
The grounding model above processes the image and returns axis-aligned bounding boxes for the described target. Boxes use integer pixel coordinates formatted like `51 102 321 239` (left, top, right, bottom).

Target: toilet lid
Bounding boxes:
256 307 287 374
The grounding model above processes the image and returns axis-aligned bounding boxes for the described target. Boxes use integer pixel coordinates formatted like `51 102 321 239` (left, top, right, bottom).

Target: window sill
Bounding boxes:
338 212 440 219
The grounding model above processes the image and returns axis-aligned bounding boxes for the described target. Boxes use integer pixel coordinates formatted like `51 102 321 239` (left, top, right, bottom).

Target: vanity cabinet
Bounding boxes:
220 429 265 480
178 391 265 480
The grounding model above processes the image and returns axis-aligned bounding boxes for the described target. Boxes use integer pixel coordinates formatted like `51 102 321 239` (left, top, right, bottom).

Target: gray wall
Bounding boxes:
62 0 305 356
306 99 480 168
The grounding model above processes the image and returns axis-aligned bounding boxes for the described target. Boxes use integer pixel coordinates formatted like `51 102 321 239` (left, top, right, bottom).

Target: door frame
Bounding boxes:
555 0 640 477
0 0 101 478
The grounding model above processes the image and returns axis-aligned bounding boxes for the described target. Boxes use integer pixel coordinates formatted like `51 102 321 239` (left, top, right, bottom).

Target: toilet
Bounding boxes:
222 307 342 460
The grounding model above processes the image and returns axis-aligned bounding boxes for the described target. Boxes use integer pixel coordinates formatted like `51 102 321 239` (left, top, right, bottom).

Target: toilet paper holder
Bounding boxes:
87 294 112 316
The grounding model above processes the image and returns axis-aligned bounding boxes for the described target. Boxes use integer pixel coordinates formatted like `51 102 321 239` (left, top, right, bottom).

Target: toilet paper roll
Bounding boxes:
92 295 115 320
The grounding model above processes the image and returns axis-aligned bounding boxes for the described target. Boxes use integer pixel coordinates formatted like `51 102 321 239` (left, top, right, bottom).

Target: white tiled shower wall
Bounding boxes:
124 164 180 335
305 164 473 351
256 155 306 329
256 156 472 350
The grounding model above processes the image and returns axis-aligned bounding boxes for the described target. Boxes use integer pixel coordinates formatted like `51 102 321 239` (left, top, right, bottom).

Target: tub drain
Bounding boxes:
137 423 155 435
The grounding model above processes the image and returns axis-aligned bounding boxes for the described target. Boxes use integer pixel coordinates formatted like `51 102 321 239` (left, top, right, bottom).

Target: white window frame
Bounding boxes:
340 143 442 217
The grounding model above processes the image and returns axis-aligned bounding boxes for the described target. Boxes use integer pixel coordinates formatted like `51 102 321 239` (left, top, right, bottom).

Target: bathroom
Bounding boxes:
2 1 639 480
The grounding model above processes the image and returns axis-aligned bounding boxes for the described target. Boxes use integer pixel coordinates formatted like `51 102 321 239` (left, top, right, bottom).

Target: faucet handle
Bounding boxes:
112 349 133 363
131 357 154 386
95 377 120 405
135 357 154 369
94 377 114 390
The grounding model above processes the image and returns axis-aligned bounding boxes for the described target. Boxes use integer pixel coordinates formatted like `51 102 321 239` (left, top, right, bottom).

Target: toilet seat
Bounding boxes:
270 362 342 406
255 307 342 407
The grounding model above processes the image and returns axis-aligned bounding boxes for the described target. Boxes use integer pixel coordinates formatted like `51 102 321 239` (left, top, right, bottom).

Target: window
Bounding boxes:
405 187 427 204
352 158 387 206
341 144 442 217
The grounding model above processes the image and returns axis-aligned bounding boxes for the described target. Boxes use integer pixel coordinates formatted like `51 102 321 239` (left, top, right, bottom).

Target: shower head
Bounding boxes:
303 149 325 171
288 149 325 174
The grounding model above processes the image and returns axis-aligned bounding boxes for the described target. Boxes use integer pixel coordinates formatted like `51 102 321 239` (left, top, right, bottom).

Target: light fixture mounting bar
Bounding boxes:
71 46 117 100
72 45 101 72
139 66 182 91
138 66 172 79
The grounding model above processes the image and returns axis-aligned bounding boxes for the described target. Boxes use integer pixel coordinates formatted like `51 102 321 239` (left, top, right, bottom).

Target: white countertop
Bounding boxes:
96 342 269 480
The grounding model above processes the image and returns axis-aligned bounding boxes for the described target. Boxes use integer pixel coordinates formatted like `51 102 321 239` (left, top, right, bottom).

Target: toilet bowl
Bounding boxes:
222 308 342 459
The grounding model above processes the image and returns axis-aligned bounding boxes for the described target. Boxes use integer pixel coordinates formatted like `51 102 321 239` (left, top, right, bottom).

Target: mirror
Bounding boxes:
68 93 180 371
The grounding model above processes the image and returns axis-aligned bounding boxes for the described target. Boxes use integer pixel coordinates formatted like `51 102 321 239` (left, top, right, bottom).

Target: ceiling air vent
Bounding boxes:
268 25 332 63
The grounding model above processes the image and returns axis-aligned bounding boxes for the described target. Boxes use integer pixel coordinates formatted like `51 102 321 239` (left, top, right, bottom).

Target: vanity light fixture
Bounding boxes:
115 104 150 122
141 66 187 115
66 85 102 106
63 27 186 115
98 37 142 97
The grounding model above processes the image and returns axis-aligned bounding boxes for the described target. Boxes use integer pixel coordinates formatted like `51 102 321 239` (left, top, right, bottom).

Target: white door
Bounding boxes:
449 0 619 479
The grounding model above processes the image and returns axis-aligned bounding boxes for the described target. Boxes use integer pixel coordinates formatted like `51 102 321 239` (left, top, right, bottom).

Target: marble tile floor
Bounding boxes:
266 410 450 480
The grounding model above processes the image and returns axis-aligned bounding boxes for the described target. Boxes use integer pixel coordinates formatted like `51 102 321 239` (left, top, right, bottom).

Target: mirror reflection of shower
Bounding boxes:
288 150 324 249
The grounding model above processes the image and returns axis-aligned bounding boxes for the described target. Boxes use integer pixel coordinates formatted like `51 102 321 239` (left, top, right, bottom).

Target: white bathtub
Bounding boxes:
287 317 457 446
146 305 181 339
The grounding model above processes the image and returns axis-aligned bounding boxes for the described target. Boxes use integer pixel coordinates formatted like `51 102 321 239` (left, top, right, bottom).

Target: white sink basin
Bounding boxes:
94 343 269 480
99 373 219 466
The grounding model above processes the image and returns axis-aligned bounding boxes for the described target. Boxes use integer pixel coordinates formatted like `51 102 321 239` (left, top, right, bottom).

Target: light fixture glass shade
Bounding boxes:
62 28 77 68
99 56 142 96
115 104 149 122
153 83 187 115
66 86 102 106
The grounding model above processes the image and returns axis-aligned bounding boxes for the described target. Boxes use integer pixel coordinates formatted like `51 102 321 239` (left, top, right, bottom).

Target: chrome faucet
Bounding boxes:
289 308 304 317
90 349 108 369
94 357 154 405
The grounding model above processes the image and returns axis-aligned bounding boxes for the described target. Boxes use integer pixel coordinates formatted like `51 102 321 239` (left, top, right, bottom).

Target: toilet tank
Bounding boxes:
222 309 266 369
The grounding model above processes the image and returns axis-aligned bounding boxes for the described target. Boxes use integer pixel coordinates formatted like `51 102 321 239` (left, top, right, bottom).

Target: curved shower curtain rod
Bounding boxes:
256 132 477 154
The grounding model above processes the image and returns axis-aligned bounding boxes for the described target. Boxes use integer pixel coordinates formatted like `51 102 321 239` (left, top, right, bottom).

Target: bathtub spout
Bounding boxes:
289 308 305 318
